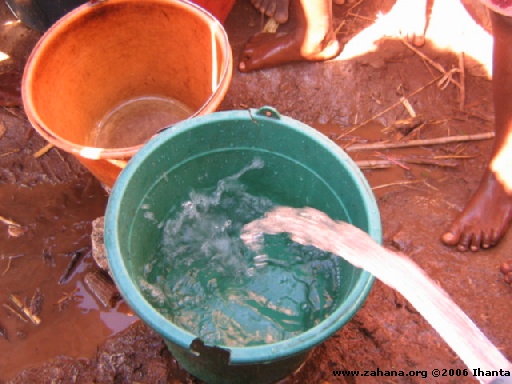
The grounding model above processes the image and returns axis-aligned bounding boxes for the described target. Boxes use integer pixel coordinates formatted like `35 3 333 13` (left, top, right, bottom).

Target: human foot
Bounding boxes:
239 31 341 72
250 0 290 24
441 171 512 252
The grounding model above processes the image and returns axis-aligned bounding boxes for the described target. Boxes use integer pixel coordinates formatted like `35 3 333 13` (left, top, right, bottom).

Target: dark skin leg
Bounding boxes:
442 11 512 252
385 0 428 47
239 0 341 72
250 0 290 24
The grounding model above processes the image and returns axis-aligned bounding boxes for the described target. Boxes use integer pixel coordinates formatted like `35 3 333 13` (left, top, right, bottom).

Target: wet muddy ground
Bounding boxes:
0 0 510 383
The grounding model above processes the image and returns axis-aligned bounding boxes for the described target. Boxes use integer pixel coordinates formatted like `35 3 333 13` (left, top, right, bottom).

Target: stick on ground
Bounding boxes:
345 132 494 152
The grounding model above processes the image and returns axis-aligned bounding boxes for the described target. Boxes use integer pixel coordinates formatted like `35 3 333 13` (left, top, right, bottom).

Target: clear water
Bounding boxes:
138 158 343 347
89 96 194 148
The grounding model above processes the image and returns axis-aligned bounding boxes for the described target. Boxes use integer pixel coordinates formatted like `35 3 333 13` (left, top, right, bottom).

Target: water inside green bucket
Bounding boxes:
136 157 346 347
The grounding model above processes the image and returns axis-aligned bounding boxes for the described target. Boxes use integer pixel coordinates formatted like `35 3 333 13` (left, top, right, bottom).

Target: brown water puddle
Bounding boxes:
0 181 137 381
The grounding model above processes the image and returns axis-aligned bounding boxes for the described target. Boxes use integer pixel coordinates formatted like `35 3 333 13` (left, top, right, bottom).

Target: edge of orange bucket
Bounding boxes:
21 0 233 161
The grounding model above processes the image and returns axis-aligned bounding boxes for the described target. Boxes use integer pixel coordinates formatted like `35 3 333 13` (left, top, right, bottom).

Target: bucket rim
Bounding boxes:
105 108 382 363
21 0 233 160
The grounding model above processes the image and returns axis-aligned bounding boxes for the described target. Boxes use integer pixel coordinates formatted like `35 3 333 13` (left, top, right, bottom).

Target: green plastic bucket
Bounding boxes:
104 107 382 384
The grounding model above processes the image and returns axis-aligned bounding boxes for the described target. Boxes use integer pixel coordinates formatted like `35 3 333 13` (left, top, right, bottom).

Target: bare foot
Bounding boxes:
239 31 340 72
250 0 290 24
441 171 512 252
385 0 428 47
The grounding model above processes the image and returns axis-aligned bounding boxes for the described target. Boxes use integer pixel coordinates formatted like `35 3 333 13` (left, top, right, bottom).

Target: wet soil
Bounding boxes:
0 0 510 383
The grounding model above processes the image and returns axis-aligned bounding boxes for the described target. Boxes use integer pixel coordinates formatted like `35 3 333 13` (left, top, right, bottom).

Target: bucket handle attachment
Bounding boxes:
189 338 231 365
253 106 281 120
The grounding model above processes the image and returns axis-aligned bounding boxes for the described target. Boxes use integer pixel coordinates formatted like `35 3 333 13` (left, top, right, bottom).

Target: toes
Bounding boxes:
273 0 289 24
256 0 272 16
456 232 472 252
264 1 276 17
490 229 501 246
238 54 257 72
251 0 263 10
410 34 425 48
441 229 460 246
481 231 492 249
469 231 483 252
442 226 501 252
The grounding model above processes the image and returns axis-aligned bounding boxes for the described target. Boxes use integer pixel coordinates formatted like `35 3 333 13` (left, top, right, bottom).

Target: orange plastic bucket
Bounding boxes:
22 0 233 188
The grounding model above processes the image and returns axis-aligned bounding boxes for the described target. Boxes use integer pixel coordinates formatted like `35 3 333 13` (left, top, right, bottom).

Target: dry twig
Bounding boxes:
0 120 5 139
345 132 494 152
459 51 465 111
372 180 425 190
59 247 89 284
30 288 44 317
2 303 28 323
402 40 461 89
0 148 21 157
0 215 21 227
401 97 416 118
2 254 24 275
356 160 392 169
56 288 80 311
33 143 54 158
1 107 28 121
0 215 26 237
357 156 458 169
10 294 41 325
337 75 442 139
344 0 365 14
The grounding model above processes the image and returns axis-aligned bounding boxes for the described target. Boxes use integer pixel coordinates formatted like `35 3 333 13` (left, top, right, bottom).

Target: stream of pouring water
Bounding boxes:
241 206 512 384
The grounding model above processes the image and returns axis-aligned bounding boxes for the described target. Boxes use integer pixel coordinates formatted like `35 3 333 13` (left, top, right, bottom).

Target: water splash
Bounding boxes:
138 158 342 347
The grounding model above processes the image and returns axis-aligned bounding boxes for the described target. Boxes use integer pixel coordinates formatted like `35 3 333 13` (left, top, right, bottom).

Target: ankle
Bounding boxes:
299 28 334 55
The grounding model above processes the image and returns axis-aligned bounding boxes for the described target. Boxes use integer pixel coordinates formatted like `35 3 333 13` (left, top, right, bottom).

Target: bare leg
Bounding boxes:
239 0 341 72
250 0 290 24
385 0 428 47
442 12 512 252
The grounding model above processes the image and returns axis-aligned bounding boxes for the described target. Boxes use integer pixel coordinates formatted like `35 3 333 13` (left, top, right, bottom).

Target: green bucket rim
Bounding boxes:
105 107 381 364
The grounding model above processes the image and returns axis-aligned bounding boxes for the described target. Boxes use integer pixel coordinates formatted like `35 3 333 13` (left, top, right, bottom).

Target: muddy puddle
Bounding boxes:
0 181 136 381
313 121 451 200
